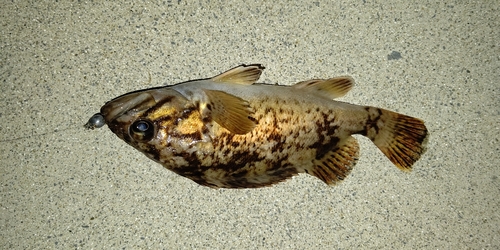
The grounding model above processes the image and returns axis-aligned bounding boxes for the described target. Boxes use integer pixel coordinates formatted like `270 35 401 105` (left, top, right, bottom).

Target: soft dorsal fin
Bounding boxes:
202 89 256 134
293 76 355 99
212 64 265 85
306 136 359 185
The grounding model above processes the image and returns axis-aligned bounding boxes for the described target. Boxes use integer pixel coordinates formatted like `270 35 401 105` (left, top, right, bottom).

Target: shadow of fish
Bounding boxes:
85 64 428 188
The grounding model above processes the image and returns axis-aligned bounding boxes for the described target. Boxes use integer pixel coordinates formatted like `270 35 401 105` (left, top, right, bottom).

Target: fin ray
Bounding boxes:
203 89 256 134
366 108 428 170
308 136 359 185
212 64 265 85
293 76 354 99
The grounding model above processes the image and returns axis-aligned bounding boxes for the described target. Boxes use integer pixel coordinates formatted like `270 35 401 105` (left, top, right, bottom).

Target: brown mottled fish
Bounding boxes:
85 64 428 188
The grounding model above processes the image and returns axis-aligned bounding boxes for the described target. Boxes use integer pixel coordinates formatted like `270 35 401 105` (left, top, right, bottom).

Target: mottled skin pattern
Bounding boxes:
103 84 370 188
165 96 350 188
99 67 428 188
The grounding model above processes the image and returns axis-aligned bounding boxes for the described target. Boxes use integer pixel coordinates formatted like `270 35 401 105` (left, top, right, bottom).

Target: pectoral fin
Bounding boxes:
212 64 265 85
293 76 354 99
203 89 256 134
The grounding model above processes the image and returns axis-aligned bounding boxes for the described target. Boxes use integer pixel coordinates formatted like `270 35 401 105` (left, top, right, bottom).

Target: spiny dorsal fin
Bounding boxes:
202 89 256 134
212 64 265 85
307 136 359 185
293 76 354 99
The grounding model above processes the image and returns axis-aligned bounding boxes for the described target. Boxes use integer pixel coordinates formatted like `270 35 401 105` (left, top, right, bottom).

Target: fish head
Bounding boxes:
100 87 203 161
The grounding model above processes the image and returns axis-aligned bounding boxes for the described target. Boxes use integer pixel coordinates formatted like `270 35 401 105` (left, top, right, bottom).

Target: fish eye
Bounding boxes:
129 119 155 142
134 121 150 132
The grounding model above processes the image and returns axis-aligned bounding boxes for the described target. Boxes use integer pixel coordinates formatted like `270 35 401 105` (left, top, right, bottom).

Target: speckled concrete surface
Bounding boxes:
1 1 498 249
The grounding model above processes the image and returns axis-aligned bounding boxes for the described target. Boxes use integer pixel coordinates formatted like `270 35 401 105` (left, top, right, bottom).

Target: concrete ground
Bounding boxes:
1 1 498 249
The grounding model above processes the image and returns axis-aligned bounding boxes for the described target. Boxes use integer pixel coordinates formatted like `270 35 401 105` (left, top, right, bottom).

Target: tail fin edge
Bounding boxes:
368 109 428 170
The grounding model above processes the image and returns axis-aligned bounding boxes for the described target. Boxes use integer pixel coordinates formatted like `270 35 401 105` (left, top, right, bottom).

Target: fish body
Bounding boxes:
89 65 428 188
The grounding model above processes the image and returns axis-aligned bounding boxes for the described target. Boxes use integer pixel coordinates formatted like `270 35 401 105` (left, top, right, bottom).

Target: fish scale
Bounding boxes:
85 64 428 189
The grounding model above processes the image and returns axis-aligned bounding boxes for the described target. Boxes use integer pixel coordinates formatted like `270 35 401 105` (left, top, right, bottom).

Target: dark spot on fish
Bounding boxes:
210 161 297 188
172 153 204 173
144 96 175 117
206 103 212 111
156 115 173 124
267 157 289 171
283 116 292 123
201 124 210 134
315 136 340 160
202 116 212 123
173 118 180 126
221 147 232 156
183 131 202 141
268 131 281 141
167 129 202 142
270 164 295 176
269 138 285 152
309 112 341 160
248 116 257 123
181 108 196 119
235 150 264 166
231 169 250 179
363 107 383 136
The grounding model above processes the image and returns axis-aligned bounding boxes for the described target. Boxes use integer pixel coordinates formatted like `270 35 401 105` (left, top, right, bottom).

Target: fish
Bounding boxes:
85 64 428 189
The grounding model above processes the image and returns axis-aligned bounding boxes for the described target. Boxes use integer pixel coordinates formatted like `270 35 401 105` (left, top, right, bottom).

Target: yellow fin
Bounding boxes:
307 136 359 185
293 76 354 99
212 64 264 85
365 108 429 171
203 89 256 134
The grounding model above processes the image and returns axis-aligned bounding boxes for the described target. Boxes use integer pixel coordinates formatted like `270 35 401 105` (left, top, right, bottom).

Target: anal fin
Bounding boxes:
308 136 360 185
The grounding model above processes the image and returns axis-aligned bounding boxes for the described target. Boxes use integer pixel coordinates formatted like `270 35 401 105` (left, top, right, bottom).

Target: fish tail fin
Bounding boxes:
365 108 428 171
